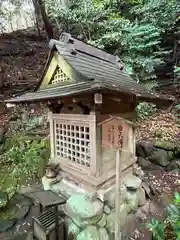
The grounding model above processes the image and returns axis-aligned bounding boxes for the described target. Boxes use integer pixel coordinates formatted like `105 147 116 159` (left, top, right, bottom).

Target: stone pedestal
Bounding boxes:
41 165 146 240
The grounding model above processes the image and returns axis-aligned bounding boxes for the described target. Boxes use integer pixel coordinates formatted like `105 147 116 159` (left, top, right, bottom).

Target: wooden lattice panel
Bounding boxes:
51 67 71 85
55 121 91 167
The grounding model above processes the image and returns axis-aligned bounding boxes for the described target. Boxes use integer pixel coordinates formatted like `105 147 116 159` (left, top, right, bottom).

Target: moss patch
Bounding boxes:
154 140 175 151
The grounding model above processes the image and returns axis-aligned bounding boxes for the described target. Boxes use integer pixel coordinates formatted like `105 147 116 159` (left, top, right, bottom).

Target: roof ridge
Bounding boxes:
59 32 124 67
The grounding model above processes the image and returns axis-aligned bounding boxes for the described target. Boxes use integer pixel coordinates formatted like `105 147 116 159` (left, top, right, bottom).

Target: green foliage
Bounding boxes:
176 104 180 110
146 218 164 240
0 138 50 200
167 192 180 239
132 0 180 29
9 113 48 135
174 66 180 82
147 192 180 240
45 0 179 84
136 102 157 121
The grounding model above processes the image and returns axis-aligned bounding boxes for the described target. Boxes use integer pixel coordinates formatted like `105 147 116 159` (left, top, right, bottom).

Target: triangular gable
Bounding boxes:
49 66 72 85
39 52 75 89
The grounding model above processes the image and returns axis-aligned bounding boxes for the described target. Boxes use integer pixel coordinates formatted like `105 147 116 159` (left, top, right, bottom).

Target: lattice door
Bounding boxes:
50 66 72 85
54 121 91 168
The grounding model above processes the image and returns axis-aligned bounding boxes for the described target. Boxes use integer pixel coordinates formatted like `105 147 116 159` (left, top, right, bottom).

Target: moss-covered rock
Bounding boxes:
126 191 139 212
137 187 146 206
167 151 174 161
154 140 175 151
97 213 107 228
106 202 130 234
123 175 142 190
106 210 115 235
167 160 180 171
149 149 169 167
68 219 81 239
106 184 127 208
77 226 100 240
77 226 110 240
0 218 17 232
66 194 104 228
136 142 155 158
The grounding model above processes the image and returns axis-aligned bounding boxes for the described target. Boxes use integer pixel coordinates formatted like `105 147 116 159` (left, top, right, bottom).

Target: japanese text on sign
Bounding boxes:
102 119 127 149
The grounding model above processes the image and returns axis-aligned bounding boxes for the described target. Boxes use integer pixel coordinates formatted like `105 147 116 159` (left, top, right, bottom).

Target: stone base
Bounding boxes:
41 165 147 239
42 175 85 199
42 164 145 203
65 186 146 240
42 164 142 201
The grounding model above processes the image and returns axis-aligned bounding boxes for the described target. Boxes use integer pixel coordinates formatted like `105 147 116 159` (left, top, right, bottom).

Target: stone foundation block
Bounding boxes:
123 174 142 190
137 187 146 206
77 226 109 240
66 193 104 228
126 190 139 212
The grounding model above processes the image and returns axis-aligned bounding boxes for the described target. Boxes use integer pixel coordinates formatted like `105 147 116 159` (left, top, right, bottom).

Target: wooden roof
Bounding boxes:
6 33 174 104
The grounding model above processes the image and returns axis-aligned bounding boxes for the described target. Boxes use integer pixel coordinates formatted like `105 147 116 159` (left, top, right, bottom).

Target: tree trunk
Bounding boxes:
35 0 54 39
32 0 41 37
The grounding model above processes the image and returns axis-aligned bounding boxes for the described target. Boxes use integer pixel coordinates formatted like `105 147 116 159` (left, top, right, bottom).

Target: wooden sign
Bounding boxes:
101 118 128 150
100 116 131 240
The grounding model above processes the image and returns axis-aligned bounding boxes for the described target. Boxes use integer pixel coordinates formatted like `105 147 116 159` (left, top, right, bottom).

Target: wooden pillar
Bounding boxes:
48 111 55 160
96 120 102 177
90 112 102 177
90 93 103 177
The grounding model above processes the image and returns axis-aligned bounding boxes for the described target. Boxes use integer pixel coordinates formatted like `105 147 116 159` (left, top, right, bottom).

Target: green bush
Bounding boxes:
0 138 50 200
146 192 180 240
136 102 157 121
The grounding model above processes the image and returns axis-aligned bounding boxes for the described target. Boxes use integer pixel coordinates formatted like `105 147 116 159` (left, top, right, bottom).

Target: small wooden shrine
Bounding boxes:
6 33 172 196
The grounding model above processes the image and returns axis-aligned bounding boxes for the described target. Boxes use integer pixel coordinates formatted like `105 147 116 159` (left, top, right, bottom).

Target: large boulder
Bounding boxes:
136 143 146 158
136 141 155 158
0 218 17 232
137 157 164 171
143 163 164 171
66 193 104 228
149 149 170 167
167 159 180 171
14 205 30 220
142 142 155 156
154 140 175 151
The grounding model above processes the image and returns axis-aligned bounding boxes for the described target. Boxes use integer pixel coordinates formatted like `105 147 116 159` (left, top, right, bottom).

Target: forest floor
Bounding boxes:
126 170 180 240
0 29 48 100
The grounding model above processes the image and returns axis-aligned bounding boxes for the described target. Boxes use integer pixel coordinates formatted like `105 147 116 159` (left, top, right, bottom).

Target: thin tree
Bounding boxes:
33 0 54 39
